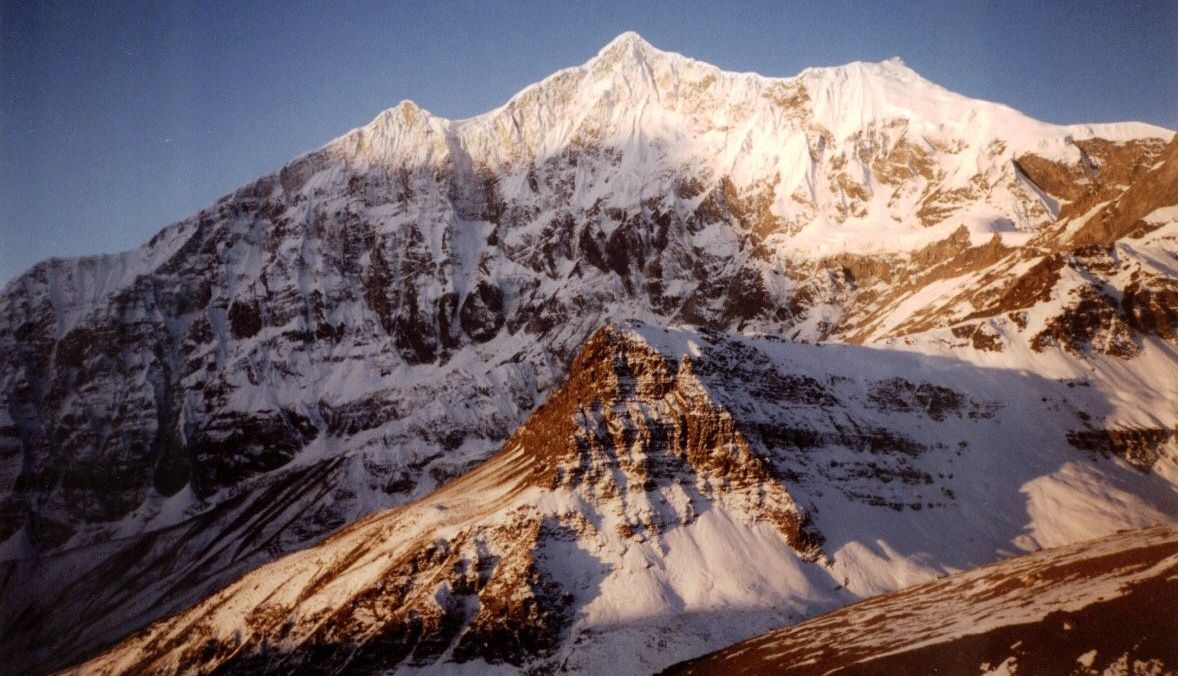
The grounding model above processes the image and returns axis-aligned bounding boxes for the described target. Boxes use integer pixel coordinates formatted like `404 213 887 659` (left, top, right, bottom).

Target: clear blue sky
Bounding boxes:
2 0 1175 284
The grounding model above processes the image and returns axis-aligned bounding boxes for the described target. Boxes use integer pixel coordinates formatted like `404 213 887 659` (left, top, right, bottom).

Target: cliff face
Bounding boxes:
1 33 1176 673
73 323 1178 674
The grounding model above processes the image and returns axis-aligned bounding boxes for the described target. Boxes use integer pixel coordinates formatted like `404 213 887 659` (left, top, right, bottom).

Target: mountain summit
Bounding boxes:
1 33 1175 673
330 32 1166 256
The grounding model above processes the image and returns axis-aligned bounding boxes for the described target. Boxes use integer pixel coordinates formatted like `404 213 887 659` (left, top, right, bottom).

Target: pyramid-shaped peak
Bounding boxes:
597 31 656 55
590 31 675 68
368 99 436 130
583 31 706 83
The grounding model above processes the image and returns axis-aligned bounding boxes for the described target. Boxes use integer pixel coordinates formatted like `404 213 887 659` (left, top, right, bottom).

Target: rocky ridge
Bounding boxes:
73 323 1178 674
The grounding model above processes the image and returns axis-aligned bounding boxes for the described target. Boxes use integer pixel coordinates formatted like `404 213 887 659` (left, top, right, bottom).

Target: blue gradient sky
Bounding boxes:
2 0 1175 283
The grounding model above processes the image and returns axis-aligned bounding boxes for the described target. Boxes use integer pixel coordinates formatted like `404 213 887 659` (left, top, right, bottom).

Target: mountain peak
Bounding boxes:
589 31 679 74
596 31 656 57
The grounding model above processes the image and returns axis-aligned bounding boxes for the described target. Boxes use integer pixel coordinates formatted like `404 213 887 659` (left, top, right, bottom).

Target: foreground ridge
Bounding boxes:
665 525 1178 675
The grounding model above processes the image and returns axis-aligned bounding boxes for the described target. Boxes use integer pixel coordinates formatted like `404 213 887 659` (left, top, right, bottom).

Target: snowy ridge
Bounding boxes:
322 31 1172 259
344 33 1168 171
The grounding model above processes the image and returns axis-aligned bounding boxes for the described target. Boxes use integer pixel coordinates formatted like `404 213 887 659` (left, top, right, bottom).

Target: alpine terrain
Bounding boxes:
1 33 1176 673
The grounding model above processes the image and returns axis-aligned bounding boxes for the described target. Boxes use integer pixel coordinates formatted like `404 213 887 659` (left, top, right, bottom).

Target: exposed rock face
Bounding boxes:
664 526 1178 676
1065 135 1178 245
1030 287 1139 358
1 33 1176 672
1015 138 1168 222
69 324 1178 674
1066 427 1175 471
1122 277 1178 341
843 135 1178 352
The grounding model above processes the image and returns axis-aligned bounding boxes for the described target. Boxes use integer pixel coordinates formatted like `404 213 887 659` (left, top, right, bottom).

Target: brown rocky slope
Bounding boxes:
665 525 1178 676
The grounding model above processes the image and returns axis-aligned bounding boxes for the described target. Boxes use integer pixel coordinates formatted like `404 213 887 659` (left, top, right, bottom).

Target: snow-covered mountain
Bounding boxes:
666 524 1178 675
72 324 1178 674
1 32 1175 671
